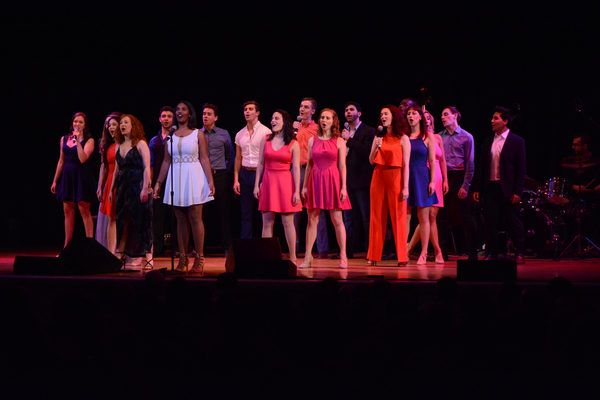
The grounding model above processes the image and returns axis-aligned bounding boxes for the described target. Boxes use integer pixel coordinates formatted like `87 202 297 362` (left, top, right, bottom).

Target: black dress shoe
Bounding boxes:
382 253 397 260
484 255 498 261
467 252 478 261
317 251 328 259
516 254 525 264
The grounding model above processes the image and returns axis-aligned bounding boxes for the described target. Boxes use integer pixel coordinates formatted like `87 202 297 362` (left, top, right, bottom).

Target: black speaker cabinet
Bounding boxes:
58 237 123 275
457 259 517 282
225 238 296 279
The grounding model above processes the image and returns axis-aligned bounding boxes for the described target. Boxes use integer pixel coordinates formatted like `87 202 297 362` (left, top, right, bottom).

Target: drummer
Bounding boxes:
563 134 600 193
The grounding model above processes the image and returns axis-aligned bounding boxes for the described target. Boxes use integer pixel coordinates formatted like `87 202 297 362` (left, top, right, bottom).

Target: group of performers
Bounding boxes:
50 97 600 272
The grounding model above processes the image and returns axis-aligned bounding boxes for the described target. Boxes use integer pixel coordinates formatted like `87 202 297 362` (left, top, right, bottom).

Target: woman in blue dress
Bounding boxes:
51 112 96 248
406 105 438 265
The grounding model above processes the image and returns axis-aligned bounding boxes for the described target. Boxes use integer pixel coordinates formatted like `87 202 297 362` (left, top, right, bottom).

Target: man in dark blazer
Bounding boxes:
336 101 376 259
472 106 526 264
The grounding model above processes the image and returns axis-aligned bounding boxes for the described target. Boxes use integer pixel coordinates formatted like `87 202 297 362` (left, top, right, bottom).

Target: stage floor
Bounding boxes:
2 249 600 282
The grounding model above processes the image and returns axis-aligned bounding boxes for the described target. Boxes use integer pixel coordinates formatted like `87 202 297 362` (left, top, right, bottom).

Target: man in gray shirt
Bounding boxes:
201 103 234 256
436 106 478 261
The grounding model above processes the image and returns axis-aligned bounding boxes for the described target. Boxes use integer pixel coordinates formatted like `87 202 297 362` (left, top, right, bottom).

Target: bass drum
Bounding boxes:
521 208 566 258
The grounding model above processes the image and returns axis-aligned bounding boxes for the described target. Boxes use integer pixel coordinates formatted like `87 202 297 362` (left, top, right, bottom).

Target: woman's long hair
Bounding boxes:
316 108 340 138
113 114 147 146
407 105 428 140
177 100 198 129
68 112 91 140
99 112 122 165
268 109 294 145
379 105 410 137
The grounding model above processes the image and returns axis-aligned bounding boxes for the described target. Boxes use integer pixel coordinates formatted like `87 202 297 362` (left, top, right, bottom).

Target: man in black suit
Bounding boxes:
336 101 376 259
472 106 526 264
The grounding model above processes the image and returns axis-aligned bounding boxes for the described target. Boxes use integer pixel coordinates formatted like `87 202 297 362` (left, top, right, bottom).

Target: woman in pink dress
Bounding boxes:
254 110 302 264
299 109 351 269
407 110 448 263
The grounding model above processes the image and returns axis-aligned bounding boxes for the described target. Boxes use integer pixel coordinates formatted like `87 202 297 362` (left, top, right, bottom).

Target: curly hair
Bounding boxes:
379 105 410 137
317 108 340 138
99 113 122 165
114 114 147 146
268 109 294 145
68 112 91 140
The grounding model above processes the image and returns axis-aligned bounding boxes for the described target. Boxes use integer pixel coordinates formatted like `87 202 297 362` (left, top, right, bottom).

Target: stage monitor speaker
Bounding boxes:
457 259 517 282
13 256 68 276
59 237 123 275
225 238 296 279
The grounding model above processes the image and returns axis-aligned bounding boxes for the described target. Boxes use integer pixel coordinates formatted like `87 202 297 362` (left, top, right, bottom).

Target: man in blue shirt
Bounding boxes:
201 103 235 256
149 106 175 257
436 106 478 261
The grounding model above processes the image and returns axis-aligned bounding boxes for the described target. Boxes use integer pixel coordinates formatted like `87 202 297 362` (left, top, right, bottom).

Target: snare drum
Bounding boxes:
545 177 570 205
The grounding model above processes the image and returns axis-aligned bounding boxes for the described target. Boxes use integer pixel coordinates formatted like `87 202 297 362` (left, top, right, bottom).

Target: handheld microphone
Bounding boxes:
377 126 384 149
294 116 301 135
344 122 350 130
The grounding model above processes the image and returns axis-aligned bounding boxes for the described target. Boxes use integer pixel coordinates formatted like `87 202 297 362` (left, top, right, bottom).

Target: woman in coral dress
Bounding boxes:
254 110 302 264
300 108 351 269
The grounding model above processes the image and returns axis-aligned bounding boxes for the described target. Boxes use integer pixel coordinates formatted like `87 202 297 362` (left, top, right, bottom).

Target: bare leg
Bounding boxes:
406 206 413 241
107 214 117 255
173 206 190 255
330 209 347 268
300 208 319 267
262 211 275 238
429 206 443 262
188 204 206 255
77 201 94 238
407 224 421 255
281 213 297 263
417 206 431 264
63 202 76 248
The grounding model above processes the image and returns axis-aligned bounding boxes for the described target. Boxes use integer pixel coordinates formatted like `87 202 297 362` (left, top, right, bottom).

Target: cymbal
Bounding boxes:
524 176 542 190
560 156 600 169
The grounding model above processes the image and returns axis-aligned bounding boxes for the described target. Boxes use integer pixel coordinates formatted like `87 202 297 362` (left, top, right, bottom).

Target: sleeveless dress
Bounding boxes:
430 140 444 207
115 146 153 257
258 138 303 213
408 138 438 207
56 135 96 203
305 137 351 210
163 130 214 207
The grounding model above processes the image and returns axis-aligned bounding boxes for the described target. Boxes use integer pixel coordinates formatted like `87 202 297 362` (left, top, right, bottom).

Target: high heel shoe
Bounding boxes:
190 251 204 273
143 257 154 270
298 257 313 269
417 254 427 265
175 252 189 272
339 257 348 269
116 252 127 267
434 252 445 264
366 259 377 266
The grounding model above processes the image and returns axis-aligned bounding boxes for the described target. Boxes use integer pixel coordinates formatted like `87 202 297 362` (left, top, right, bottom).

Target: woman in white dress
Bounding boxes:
154 101 215 272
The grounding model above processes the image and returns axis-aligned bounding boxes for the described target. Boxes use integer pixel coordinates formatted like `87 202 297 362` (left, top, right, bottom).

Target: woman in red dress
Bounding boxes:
254 110 302 264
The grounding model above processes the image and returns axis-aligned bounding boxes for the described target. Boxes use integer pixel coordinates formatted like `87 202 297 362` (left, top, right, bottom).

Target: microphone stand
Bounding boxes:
165 132 176 272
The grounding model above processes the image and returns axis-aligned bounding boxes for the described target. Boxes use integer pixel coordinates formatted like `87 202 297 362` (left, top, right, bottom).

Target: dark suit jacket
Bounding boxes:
346 122 376 190
472 131 526 199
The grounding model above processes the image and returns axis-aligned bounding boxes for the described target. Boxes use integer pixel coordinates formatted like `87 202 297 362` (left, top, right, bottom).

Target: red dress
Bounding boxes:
100 144 116 217
258 138 303 213
305 136 351 210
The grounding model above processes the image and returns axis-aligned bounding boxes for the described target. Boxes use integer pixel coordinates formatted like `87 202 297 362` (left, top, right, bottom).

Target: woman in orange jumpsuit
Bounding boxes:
367 105 411 267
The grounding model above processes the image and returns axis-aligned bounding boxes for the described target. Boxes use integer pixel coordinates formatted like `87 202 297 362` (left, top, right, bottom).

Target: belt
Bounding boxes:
242 166 257 171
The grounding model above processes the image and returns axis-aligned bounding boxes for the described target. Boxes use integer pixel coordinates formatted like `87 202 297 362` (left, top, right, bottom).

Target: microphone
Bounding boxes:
294 116 301 135
377 126 384 149
344 122 350 130
165 125 177 140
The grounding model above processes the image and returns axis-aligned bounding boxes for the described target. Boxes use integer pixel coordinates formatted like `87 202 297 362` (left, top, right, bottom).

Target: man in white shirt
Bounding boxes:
472 106 526 263
233 101 271 238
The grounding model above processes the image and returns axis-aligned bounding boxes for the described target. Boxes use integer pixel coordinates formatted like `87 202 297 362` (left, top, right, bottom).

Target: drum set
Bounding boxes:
519 157 600 259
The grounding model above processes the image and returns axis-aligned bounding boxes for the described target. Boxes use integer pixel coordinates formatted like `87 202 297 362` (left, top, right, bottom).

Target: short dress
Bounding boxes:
430 140 444 207
56 135 96 203
100 143 117 217
163 130 214 207
115 145 153 257
407 138 438 207
305 136 351 210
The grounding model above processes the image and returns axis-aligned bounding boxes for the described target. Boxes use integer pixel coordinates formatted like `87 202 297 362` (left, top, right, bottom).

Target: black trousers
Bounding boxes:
203 170 232 253
481 181 525 256
437 170 477 257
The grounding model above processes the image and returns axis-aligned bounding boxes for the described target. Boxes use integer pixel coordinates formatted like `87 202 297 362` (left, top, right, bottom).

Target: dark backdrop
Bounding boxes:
2 0 599 248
